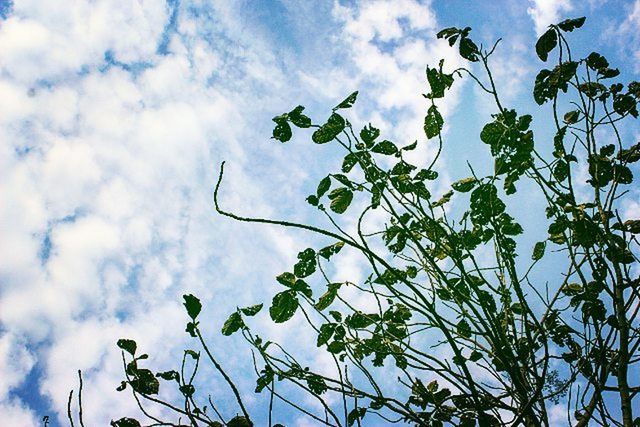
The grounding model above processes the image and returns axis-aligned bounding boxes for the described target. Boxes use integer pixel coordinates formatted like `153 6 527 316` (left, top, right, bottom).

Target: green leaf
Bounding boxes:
221 311 244 336
184 349 199 359
536 28 557 62
452 177 477 193
240 303 263 316
117 339 137 356
613 94 637 116
424 105 443 138
294 248 317 278
288 105 311 128
316 176 331 198
179 384 195 398
292 279 313 298
110 418 142 427
312 113 345 144
469 350 482 362
183 294 202 320
328 187 354 214
276 272 296 287
318 241 344 260
347 408 367 426
563 110 580 124
342 152 360 173
129 368 159 395
371 140 398 155
227 416 252 427
432 190 453 207
426 62 455 99
415 169 438 181
270 290 299 323
456 319 472 338
619 143 640 163
622 219 640 234
335 91 358 110
255 366 274 393
272 116 292 142
401 140 418 151
317 323 336 346
346 312 376 329
156 370 180 381
470 184 505 226
316 283 341 311
532 241 546 261
360 124 380 146
553 160 569 182
557 17 585 32
613 165 633 184
307 373 327 395
459 36 479 62
586 52 608 71
185 321 197 337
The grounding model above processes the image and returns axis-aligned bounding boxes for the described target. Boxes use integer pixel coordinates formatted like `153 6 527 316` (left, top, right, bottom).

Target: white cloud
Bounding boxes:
527 0 573 35
615 0 640 71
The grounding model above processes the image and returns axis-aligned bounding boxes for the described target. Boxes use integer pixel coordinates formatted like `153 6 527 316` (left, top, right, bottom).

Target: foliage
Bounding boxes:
67 17 640 427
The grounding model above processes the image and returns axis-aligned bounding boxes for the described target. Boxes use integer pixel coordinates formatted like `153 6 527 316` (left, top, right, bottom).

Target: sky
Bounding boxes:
0 0 639 426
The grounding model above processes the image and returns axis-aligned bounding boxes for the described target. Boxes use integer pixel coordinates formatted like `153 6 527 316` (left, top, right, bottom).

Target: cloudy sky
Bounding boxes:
1 0 639 425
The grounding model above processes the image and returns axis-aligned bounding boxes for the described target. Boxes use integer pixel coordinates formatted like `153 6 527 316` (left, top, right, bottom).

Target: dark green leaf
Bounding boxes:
536 28 558 62
328 187 353 214
452 177 477 193
276 272 296 287
117 339 137 356
184 349 199 359
156 370 180 381
129 369 159 395
347 408 367 426
532 241 546 261
342 152 359 173
179 384 195 398
619 143 640 163
586 52 608 71
221 311 244 336
456 319 472 338
316 283 340 311
183 294 202 320
288 105 311 128
335 91 358 110
312 113 345 144
255 366 274 393
459 37 479 62
316 176 331 198
426 63 454 99
294 248 317 278
563 110 580 124
371 140 398 155
241 303 263 316
272 116 292 143
346 312 376 329
557 17 585 32
318 241 344 260
270 290 299 323
110 418 141 427
424 105 443 138
227 416 252 427
360 124 380 145
613 165 633 184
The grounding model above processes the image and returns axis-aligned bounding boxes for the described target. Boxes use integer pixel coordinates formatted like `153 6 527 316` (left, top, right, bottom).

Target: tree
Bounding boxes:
73 16 639 427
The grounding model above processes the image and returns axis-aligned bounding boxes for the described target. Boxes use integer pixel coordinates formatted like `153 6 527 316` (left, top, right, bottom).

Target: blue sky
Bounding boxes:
0 0 639 425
